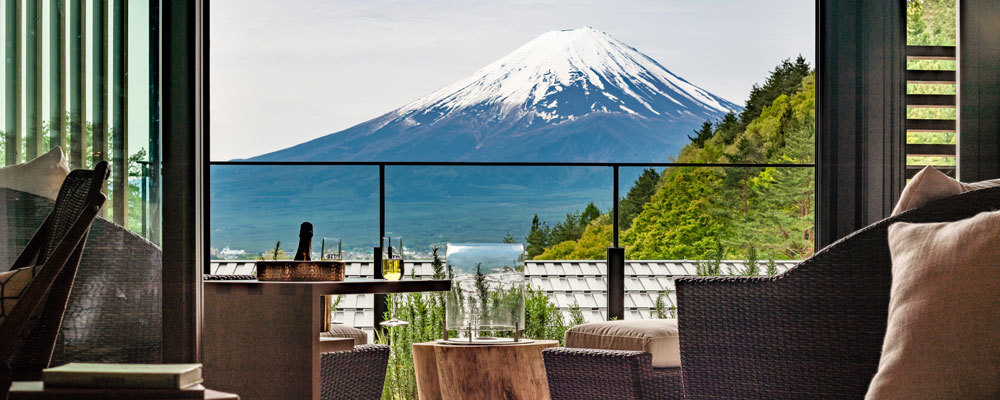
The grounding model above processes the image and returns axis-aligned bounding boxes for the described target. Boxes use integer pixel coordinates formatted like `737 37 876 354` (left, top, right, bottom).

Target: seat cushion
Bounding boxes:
892 166 1000 215
564 319 679 368
321 324 368 346
865 211 1000 399
0 265 40 325
0 146 70 200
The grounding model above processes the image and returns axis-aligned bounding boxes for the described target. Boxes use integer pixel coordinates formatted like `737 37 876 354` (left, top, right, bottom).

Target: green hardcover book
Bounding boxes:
42 363 203 390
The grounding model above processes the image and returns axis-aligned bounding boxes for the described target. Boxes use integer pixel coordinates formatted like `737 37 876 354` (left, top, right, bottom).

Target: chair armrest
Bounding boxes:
675 242 891 398
542 347 680 400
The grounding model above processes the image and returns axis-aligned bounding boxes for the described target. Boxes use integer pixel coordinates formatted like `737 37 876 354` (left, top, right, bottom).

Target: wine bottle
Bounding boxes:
294 222 313 261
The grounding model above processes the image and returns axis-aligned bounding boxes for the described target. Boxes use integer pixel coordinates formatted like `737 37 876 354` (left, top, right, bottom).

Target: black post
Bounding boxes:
613 166 619 247
374 164 387 335
607 247 625 320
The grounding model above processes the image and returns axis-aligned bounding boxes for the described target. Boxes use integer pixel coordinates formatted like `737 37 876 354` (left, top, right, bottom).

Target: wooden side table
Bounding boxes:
412 340 559 400
203 279 450 400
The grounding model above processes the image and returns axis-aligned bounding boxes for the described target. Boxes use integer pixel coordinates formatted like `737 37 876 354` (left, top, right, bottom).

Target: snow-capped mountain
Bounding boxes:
254 26 741 162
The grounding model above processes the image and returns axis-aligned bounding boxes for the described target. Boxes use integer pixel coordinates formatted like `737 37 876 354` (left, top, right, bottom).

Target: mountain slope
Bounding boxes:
253 27 740 162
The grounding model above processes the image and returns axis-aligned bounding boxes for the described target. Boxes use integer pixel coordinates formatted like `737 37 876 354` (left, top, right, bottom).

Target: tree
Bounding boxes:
502 232 516 244
688 120 714 148
619 168 661 230
549 212 583 245
525 214 550 259
430 246 445 280
580 202 601 227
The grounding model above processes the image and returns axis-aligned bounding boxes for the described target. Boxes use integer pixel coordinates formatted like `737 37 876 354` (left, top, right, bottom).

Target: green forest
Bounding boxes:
525 57 816 261
524 0 957 262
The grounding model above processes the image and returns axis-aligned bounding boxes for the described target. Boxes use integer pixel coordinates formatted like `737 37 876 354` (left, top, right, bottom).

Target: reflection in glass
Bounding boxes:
445 243 525 340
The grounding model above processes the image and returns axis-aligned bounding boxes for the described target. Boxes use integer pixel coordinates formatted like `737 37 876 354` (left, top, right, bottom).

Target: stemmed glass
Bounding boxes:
380 235 409 328
322 237 344 325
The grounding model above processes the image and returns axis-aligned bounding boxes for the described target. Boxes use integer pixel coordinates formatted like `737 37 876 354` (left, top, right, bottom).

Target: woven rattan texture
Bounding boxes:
543 347 683 400
0 188 162 365
319 344 390 400
675 186 1000 399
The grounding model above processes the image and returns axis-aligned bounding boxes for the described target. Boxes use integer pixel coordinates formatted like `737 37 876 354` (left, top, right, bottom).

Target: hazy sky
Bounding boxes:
210 0 814 160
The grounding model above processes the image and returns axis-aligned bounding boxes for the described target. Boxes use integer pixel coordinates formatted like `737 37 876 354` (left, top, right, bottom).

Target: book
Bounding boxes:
42 363 203 390
9 381 206 399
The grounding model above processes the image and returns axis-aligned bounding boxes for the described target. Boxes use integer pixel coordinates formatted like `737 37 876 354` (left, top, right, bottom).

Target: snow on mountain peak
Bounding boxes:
395 27 738 124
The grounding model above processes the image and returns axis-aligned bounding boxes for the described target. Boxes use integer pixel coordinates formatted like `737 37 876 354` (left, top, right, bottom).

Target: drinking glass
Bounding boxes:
321 237 343 261
380 236 409 328
381 236 405 281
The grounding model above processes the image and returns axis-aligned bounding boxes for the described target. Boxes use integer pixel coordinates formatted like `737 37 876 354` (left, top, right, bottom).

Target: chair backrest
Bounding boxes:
675 186 1000 399
2 161 109 376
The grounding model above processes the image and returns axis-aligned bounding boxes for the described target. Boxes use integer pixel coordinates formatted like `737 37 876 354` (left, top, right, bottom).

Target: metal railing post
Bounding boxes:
607 165 625 320
374 164 387 335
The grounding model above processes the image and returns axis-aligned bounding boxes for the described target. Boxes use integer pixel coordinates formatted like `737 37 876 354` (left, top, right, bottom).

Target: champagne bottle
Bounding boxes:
294 222 313 261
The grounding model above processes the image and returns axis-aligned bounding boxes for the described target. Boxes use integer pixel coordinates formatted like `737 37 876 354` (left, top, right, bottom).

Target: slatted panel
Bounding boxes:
906 70 956 84
906 45 957 178
905 119 956 132
905 143 955 157
906 45 957 60
906 94 955 108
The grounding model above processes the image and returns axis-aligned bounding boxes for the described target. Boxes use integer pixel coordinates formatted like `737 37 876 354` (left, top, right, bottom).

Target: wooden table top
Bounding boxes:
204 278 451 294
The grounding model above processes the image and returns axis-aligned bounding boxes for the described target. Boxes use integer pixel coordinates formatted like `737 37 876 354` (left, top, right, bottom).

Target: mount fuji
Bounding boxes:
212 28 742 253
253 27 740 162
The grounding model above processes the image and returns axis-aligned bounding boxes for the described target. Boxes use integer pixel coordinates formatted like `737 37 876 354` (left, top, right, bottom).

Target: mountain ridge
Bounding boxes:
252 27 740 162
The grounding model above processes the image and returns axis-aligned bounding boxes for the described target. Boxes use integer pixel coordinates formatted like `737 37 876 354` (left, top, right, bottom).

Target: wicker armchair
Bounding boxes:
0 162 109 395
545 186 1000 399
320 344 390 400
0 188 163 366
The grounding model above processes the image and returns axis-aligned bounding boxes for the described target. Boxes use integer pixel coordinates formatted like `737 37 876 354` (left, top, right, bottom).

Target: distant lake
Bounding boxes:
209 165 650 256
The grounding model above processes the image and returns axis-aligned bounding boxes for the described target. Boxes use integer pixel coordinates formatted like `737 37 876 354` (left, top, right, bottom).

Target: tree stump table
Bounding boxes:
412 340 558 400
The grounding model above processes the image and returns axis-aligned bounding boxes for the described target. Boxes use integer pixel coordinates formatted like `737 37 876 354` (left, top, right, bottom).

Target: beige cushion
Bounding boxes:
321 324 367 346
0 266 40 325
565 319 679 368
865 211 1000 399
892 166 1000 215
0 146 70 200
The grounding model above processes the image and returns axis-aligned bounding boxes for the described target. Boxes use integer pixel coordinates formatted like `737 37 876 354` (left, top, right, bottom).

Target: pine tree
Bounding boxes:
619 168 661 230
580 202 601 227
525 214 550 259
502 232 516 244
431 246 445 280
688 120 715 148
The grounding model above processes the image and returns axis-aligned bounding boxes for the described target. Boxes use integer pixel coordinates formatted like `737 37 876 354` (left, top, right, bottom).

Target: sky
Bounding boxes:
210 0 815 161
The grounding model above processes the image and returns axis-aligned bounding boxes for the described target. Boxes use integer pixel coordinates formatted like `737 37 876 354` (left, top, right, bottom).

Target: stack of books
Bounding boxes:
16 363 206 399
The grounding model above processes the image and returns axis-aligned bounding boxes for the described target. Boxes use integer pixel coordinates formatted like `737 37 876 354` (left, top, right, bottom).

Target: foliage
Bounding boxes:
619 168 662 230
738 245 760 276
530 59 818 262
766 257 778 276
907 0 955 46
430 247 445 280
502 232 517 244
377 283 569 399
525 214 551 259
537 214 612 260
696 242 724 276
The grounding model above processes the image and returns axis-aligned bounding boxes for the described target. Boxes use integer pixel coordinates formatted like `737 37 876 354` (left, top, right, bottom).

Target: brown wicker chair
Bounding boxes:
0 162 110 396
319 344 390 400
0 189 163 366
544 186 1000 399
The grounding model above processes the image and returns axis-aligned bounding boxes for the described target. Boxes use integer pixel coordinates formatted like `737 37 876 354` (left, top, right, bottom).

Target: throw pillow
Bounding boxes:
892 166 1000 215
865 211 1000 399
0 146 70 200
